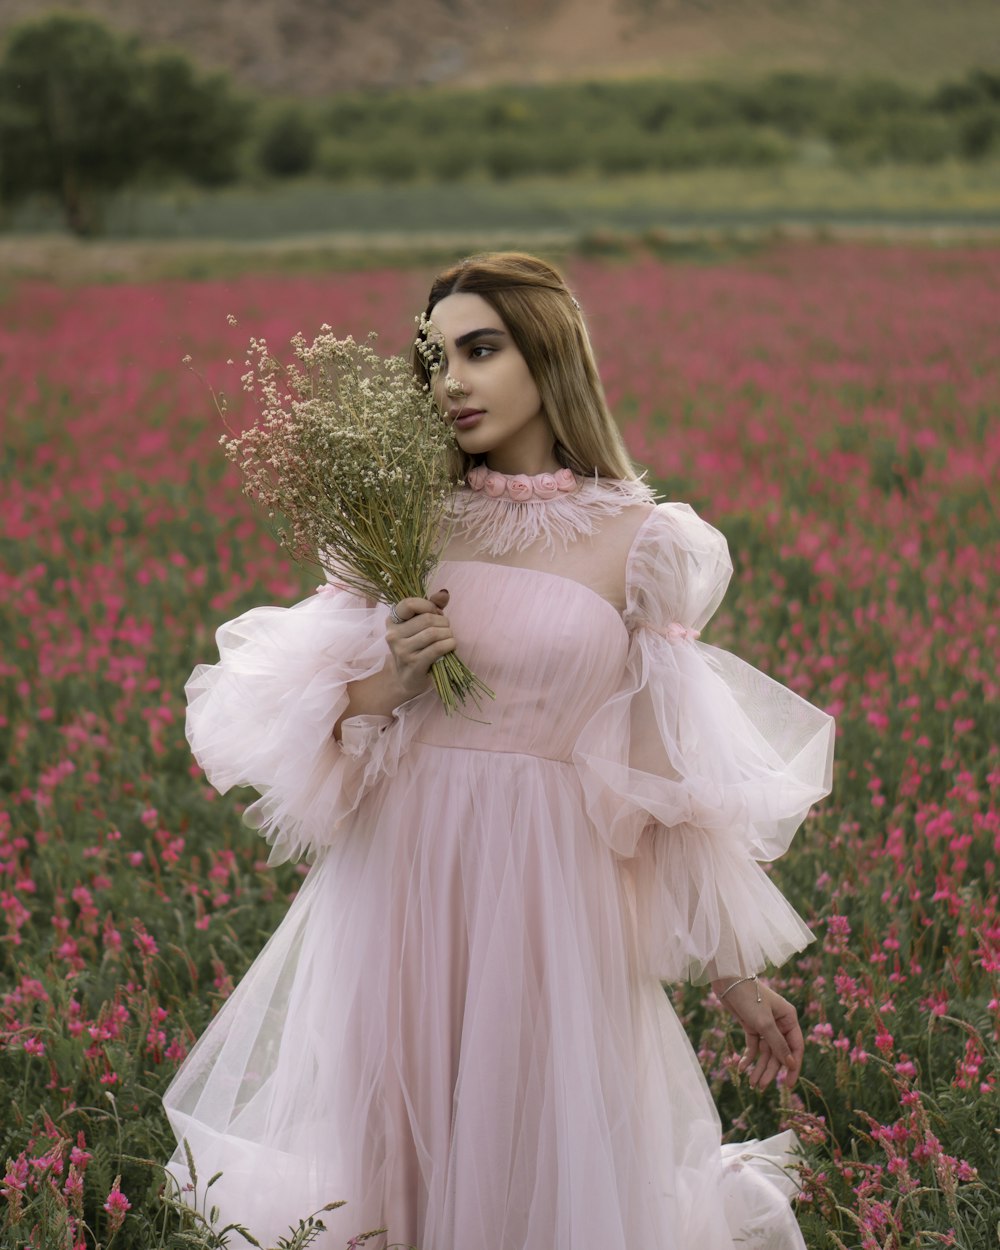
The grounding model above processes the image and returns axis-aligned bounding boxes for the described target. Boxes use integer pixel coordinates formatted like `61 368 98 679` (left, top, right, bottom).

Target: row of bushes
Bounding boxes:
258 70 1000 180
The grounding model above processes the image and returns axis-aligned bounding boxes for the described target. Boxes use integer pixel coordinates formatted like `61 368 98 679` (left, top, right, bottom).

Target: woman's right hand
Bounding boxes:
386 589 456 700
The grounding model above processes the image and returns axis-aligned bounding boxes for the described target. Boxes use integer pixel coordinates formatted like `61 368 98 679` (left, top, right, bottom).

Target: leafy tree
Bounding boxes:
140 51 248 187
0 14 249 235
0 14 144 234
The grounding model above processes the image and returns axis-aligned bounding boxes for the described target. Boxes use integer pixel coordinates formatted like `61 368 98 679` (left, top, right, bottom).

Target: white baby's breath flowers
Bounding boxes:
221 327 492 714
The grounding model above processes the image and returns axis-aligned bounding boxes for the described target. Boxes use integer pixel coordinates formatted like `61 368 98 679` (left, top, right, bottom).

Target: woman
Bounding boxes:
164 253 834 1249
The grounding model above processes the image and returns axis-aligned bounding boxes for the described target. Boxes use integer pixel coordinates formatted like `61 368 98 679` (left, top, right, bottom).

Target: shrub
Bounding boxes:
733 72 839 136
849 114 957 165
317 140 360 182
483 137 541 180
594 133 660 175
423 138 478 182
363 141 419 182
931 67 1000 112
257 104 320 178
959 106 1000 159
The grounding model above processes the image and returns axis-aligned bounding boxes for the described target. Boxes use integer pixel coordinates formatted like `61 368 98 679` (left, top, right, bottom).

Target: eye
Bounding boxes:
469 344 495 360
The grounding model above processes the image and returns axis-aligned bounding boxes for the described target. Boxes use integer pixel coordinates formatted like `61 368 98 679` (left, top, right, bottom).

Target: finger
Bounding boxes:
779 1050 803 1088
399 636 457 677
760 1035 795 1085
749 1039 783 1087
391 596 443 623
395 624 454 656
780 1032 804 1086
783 1019 805 1067
752 1022 792 1087
428 588 450 609
739 1032 761 1073
752 1052 784 1091
390 611 450 639
421 636 457 665
747 1043 771 1087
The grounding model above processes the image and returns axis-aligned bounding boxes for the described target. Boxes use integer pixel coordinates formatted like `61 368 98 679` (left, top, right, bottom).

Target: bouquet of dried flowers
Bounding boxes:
219 323 493 715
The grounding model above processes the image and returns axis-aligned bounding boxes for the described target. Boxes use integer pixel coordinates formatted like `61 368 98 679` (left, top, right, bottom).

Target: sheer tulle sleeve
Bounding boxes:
574 503 835 983
184 579 427 865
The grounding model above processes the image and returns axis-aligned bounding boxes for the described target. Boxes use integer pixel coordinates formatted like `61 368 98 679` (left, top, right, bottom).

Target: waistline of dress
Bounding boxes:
411 736 576 767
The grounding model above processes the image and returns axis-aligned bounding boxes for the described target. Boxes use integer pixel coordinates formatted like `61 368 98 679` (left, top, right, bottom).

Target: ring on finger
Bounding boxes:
389 604 402 624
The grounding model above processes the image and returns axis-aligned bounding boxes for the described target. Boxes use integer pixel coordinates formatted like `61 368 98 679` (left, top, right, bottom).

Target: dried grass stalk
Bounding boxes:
220 325 493 714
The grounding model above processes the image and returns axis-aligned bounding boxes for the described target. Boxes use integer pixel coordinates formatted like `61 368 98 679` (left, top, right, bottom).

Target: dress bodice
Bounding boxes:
417 561 630 762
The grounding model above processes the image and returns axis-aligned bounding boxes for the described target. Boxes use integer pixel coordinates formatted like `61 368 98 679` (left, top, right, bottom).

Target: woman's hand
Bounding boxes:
386 589 456 700
711 975 804 1091
333 590 455 739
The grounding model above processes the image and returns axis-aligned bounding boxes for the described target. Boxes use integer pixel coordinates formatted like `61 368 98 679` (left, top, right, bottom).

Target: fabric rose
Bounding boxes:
663 621 701 643
483 471 508 498
554 468 577 492
466 465 489 491
533 473 559 500
506 474 534 502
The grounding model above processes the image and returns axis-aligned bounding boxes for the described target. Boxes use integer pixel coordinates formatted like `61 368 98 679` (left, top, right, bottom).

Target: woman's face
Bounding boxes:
427 292 555 472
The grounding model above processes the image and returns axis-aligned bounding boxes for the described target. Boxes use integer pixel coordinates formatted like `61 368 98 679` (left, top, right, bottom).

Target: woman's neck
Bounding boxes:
481 420 561 477
483 457 563 477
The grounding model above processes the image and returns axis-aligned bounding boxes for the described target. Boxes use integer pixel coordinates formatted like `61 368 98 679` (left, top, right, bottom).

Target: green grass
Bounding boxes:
5 162 1000 246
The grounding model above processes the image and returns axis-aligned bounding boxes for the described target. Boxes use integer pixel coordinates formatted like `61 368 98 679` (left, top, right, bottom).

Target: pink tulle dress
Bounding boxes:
163 478 835 1250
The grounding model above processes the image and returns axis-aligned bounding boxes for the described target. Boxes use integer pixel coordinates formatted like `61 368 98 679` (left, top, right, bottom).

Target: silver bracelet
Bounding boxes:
718 973 761 1004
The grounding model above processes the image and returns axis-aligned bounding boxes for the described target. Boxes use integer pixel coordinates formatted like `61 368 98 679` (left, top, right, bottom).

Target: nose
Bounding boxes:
445 373 468 399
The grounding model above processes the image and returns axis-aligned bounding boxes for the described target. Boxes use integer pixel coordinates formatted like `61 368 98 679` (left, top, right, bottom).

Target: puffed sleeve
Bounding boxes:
573 503 834 983
184 577 429 865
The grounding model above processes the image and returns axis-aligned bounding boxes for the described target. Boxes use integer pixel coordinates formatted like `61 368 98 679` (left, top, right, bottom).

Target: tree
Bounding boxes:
0 14 250 235
0 15 145 234
140 51 248 187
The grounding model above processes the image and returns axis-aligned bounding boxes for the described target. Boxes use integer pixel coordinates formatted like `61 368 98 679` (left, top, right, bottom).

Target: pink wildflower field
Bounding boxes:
1 243 998 1249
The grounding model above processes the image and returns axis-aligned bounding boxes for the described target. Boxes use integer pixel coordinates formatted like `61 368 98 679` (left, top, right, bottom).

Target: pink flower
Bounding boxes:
466 465 488 490
533 473 559 499
2 1155 28 1194
554 467 577 492
103 1180 131 1233
64 1167 84 1209
483 471 507 498
506 474 533 501
133 928 158 958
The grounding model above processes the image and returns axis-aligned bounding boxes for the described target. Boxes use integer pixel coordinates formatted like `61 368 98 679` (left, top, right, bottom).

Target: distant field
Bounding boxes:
5 162 1000 253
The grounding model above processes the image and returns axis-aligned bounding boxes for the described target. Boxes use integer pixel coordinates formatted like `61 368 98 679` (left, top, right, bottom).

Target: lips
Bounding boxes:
451 407 485 430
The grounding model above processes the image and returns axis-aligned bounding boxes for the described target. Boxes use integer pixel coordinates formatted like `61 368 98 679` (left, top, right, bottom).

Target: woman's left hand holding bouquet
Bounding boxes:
333 590 455 740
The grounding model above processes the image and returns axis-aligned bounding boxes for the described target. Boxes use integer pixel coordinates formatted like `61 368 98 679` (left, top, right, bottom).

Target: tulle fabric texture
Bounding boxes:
183 578 431 866
576 502 835 983
163 499 834 1250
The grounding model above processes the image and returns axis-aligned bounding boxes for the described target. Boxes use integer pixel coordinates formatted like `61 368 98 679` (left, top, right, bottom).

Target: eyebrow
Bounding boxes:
454 327 507 349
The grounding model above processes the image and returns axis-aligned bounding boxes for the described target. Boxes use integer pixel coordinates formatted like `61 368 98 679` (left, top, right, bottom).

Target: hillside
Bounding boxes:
0 0 998 96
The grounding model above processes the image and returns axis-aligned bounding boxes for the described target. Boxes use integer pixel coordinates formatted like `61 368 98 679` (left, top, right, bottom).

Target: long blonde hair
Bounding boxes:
411 252 639 481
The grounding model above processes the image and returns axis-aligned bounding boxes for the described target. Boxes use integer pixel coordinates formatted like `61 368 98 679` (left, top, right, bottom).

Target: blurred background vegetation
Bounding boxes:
0 2 998 247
